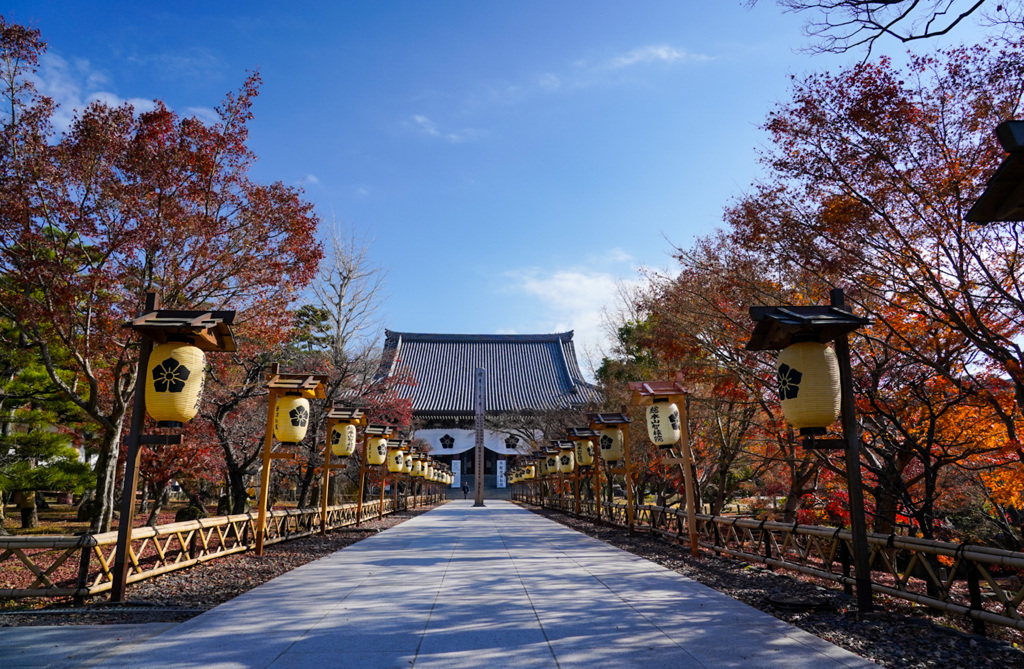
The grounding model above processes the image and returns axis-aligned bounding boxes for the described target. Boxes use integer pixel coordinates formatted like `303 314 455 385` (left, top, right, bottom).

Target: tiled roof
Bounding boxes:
378 331 602 415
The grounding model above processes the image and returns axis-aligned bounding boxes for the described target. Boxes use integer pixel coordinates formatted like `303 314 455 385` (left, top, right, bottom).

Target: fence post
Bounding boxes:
73 536 93 607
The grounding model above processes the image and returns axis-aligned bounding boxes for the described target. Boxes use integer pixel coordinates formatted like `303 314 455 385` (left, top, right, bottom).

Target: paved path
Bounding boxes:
2 500 876 668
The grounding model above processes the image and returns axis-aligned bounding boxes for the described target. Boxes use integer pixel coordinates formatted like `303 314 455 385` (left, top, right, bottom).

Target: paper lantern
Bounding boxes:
777 342 841 435
598 428 624 463
274 394 310 444
387 448 406 473
146 341 206 427
646 402 681 449
558 449 575 474
411 458 423 477
526 465 535 480
575 440 594 467
545 453 557 473
366 437 388 465
331 424 357 457
404 453 413 473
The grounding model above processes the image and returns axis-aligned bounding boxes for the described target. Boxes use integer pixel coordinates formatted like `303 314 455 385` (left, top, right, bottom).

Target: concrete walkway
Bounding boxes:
2 500 876 668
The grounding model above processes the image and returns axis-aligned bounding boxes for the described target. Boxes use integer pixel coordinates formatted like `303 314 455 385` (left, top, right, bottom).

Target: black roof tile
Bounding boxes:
378 331 602 415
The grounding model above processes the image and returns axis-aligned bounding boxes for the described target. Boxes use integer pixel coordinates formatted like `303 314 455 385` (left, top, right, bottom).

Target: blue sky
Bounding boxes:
3 2 988 371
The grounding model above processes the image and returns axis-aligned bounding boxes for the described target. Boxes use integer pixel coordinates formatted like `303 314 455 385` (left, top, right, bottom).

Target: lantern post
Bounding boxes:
746 288 874 613
384 438 409 518
111 293 236 602
255 367 327 555
320 406 364 535
356 424 394 525
568 428 597 518
588 412 634 532
628 375 698 557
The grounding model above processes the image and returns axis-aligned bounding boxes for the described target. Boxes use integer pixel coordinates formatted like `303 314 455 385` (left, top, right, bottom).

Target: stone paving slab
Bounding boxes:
1 500 878 668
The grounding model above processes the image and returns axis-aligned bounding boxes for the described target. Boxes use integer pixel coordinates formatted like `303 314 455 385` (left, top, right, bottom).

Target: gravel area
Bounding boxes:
0 505 440 627
526 506 1024 669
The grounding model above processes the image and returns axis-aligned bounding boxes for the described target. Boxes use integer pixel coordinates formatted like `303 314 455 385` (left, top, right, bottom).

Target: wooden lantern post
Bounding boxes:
746 289 874 613
356 424 394 526
588 412 634 532
628 375 698 557
255 368 327 555
567 428 597 519
110 293 236 603
320 406 364 535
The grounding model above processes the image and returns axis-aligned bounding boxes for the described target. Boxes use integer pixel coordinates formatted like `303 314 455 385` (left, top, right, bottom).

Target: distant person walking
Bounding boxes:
462 482 470 499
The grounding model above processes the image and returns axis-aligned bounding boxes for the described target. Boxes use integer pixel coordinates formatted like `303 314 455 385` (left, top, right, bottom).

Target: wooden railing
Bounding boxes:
0 494 443 602
514 490 1024 635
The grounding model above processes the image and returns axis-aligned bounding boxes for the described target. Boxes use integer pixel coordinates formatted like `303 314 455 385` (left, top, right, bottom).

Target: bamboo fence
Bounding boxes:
1 494 443 602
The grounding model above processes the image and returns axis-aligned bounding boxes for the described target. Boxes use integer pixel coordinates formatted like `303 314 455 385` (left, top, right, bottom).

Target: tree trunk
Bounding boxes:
19 490 38 529
228 468 250 515
90 418 125 533
146 480 171 526
137 479 150 515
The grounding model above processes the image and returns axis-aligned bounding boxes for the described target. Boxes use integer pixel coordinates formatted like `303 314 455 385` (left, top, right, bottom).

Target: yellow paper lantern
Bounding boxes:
777 342 841 435
274 394 310 444
387 448 406 473
646 402 681 448
403 453 413 473
598 428 624 463
526 465 535 480
558 448 575 474
411 458 423 477
146 341 206 427
575 440 594 467
331 424 357 457
366 437 388 465
545 453 557 473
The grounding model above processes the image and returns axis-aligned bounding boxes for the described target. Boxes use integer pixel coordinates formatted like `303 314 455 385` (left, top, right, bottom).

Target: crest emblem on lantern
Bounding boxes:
440 434 455 449
289 404 309 427
600 434 613 449
152 358 190 393
560 455 570 466
777 364 803 400
331 429 342 445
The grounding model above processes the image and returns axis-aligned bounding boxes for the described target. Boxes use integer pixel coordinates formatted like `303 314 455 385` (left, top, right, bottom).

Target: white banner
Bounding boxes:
496 460 506 488
451 460 461 488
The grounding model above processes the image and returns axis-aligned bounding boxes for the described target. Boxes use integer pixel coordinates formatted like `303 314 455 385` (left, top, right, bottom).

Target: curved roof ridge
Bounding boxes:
384 330 575 343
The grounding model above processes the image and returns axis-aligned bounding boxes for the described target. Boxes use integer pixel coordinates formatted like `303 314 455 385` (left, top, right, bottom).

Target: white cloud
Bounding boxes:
304 174 320 185
407 114 482 143
609 45 711 68
503 261 645 371
183 106 219 125
32 52 219 134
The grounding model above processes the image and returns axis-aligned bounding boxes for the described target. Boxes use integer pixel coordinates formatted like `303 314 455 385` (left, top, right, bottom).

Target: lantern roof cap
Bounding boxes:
588 412 631 428
550 440 575 449
327 406 365 424
746 305 870 351
266 366 328 399
126 309 236 352
386 438 410 449
967 121 1024 222
627 374 689 405
365 424 396 436
567 427 598 439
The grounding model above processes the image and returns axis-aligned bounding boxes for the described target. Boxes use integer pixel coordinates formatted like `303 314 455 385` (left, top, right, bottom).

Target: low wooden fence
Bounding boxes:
514 490 1024 635
1 494 443 602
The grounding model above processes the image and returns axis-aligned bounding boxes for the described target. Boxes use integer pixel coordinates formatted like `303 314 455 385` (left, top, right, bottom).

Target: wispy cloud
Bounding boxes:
33 52 221 133
502 251 644 370
407 114 483 143
609 45 711 68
